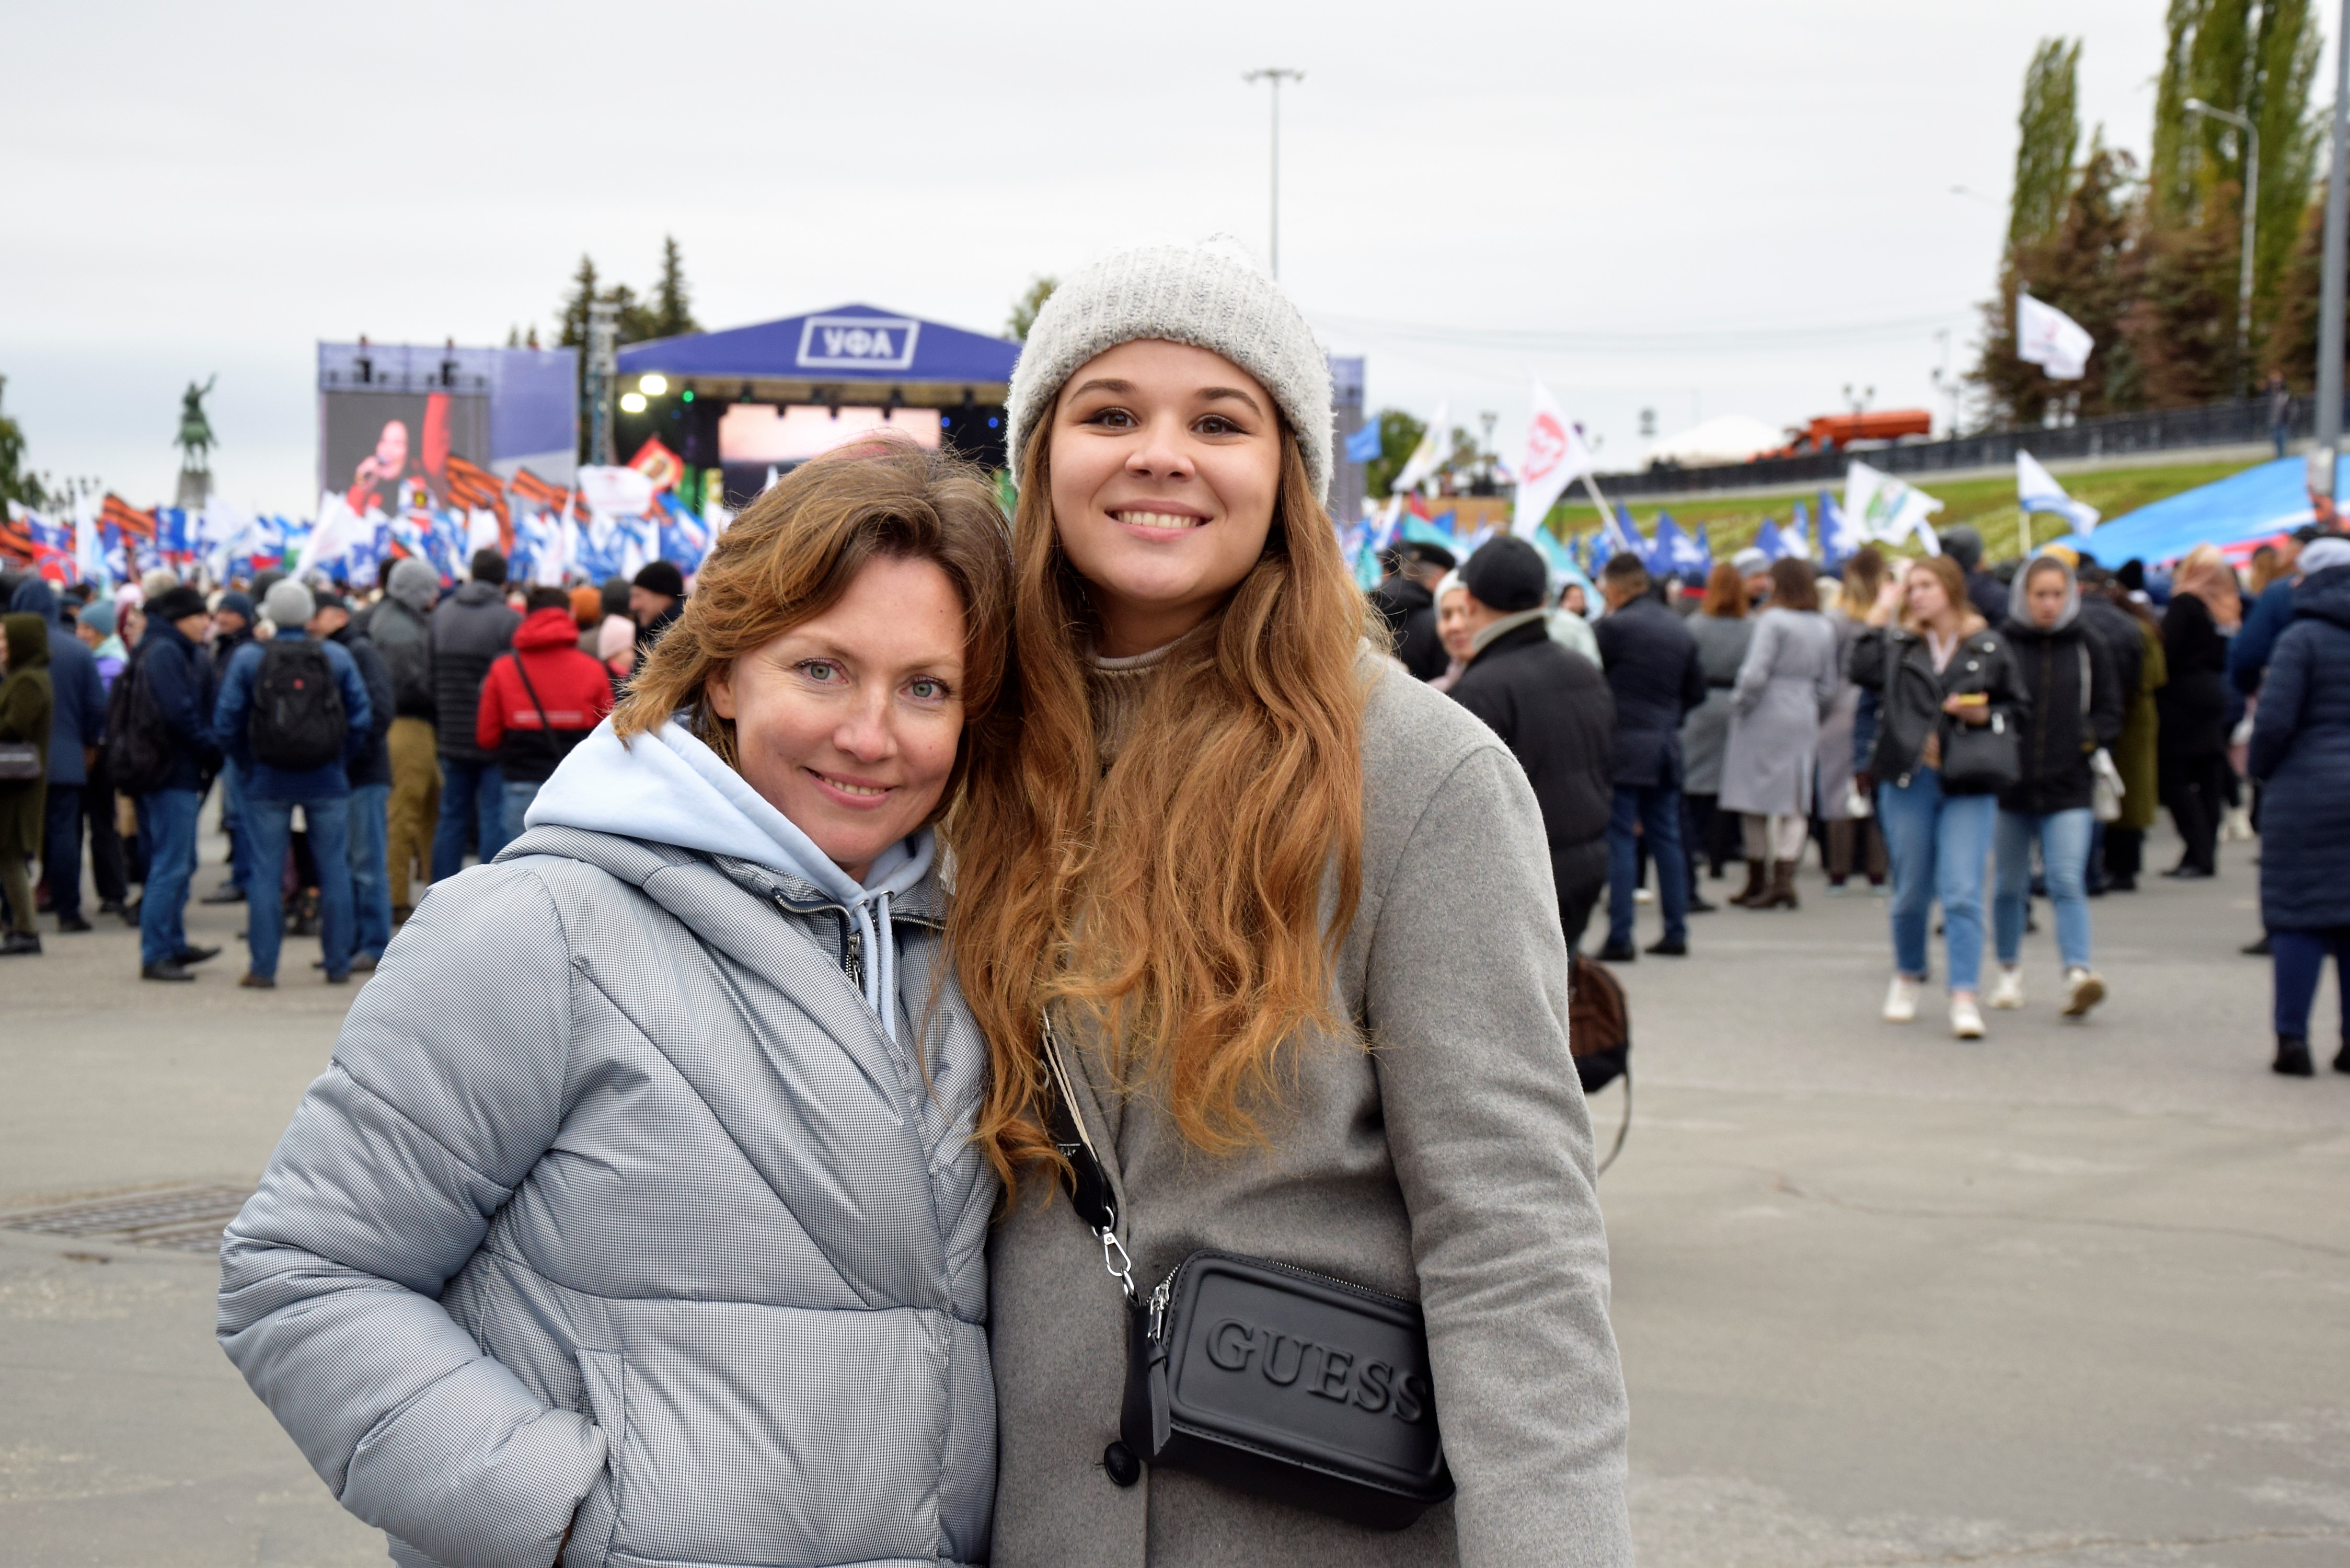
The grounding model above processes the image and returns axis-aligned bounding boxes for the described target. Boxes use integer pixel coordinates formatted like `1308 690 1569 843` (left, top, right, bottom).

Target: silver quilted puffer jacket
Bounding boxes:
217 819 997 1568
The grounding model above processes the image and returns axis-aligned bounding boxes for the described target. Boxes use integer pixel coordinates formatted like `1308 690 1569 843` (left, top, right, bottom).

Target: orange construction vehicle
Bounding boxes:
1772 409 1934 456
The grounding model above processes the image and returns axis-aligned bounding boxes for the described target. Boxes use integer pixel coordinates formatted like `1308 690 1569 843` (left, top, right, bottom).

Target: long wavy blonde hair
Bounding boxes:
948 415 1372 1197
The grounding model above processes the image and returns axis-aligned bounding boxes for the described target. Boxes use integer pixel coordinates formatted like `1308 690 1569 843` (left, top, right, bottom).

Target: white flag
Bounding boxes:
72 488 105 585
2017 293 2093 381
1512 382 1597 539
304 489 369 572
1390 403 1449 497
2016 450 2100 534
1845 461 1944 554
578 465 656 517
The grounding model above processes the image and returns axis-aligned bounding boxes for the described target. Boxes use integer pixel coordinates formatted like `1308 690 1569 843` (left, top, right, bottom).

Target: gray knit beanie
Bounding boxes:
262 579 315 631
387 557 440 615
1006 236 1334 503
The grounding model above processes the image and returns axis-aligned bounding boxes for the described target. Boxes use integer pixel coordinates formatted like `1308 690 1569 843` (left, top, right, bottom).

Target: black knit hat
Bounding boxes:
149 586 209 623
1461 535 1549 614
633 560 686 598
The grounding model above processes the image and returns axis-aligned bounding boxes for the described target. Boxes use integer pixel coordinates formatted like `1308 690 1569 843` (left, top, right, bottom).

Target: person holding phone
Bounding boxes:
1848 555 2031 1039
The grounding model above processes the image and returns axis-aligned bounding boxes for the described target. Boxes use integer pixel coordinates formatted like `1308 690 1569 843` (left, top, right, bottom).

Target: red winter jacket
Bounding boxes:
475 607 618 782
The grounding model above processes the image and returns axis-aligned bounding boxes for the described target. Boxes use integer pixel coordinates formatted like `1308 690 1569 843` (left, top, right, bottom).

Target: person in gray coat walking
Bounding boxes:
957 239 1630 1567
1720 557 1838 909
218 445 1017 1568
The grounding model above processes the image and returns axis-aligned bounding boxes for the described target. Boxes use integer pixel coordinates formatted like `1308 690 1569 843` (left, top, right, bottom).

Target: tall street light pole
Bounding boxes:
2184 97 2259 399
2317 8 2349 497
1243 68 1304 278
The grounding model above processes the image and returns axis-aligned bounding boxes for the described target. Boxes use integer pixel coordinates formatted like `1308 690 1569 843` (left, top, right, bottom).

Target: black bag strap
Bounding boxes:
1041 1015 1138 1302
507 650 556 736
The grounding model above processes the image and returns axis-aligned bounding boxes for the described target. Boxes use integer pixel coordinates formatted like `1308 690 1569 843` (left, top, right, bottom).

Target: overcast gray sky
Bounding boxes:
3 0 2256 516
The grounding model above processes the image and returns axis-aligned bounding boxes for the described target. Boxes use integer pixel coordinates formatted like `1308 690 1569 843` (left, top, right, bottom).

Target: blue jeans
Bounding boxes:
1877 768 1997 993
347 782 393 960
1995 807 2093 972
221 758 256 894
431 756 506 883
2272 928 2350 1038
1608 783 1689 946
136 789 201 969
245 794 353 980
502 779 542 844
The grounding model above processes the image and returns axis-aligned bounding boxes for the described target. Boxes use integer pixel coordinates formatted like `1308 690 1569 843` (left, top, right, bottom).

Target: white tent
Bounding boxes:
1642 414 1787 468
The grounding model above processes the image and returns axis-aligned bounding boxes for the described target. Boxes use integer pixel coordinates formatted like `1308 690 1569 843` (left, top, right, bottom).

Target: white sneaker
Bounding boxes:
1989 967 2025 1010
2063 967 2106 1018
1883 974 1920 1023
1634 886 1654 904
1951 996 1986 1039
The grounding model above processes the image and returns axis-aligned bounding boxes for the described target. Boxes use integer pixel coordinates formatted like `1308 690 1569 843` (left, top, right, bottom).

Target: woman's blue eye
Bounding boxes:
908 678 948 701
800 661 841 682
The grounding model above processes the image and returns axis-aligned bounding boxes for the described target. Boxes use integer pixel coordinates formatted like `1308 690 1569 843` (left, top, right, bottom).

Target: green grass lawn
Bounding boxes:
1543 457 2257 563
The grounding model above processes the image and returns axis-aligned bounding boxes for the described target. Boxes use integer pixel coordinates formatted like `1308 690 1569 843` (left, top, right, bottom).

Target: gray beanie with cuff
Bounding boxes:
1005 236 1335 503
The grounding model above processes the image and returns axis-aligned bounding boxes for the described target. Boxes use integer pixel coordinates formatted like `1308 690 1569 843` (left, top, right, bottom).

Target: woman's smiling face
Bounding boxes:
706 553 967 882
1047 339 1284 656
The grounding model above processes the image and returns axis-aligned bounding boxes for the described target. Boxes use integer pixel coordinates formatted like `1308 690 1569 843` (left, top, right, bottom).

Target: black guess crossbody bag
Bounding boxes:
1041 1018 1455 1530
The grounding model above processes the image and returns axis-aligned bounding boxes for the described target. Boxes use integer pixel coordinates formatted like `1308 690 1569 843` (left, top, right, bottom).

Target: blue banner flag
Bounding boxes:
1754 518 1789 562
1344 420 1384 464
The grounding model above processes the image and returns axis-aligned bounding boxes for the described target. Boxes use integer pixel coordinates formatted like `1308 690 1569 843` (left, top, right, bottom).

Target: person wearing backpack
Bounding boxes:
429 549 521 883
212 580 372 987
475 585 616 841
363 557 442 924
120 586 224 981
315 590 397 969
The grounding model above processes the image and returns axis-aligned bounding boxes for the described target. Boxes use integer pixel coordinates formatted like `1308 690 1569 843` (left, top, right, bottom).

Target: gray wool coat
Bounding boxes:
217 825 997 1568
1678 612 1755 796
1719 607 1838 818
988 664 1633 1568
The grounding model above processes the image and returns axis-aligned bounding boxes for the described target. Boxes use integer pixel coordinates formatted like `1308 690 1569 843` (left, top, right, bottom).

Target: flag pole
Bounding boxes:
2319 8 2350 497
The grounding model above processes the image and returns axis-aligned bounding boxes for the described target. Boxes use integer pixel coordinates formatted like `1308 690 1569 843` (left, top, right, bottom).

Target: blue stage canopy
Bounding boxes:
2052 455 2340 566
617 304 1020 397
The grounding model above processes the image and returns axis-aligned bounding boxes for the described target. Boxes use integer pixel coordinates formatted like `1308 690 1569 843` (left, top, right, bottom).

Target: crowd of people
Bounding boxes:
0 552 684 987
1369 515 2350 1065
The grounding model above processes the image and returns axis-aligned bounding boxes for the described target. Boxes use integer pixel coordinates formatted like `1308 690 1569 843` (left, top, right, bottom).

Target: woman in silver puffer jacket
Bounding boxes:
218 444 1014 1568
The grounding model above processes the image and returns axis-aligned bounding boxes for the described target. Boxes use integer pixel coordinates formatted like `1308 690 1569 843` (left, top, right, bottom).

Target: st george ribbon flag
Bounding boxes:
2017 293 2093 381
1846 461 1943 555
2017 450 2100 534
1512 381 1597 538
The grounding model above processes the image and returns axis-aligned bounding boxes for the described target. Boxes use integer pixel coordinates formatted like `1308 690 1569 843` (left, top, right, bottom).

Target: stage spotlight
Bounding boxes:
639 374 669 396
620 391 649 413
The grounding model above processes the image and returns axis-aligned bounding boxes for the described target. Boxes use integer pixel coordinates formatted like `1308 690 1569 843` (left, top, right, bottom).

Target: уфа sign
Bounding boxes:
795 315 923 372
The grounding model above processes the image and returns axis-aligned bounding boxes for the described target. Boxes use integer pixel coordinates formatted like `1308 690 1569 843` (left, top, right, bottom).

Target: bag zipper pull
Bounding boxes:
1148 1275 1173 1342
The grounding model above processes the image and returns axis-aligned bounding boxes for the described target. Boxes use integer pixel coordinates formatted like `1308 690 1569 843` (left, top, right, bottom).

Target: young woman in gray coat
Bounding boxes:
217 446 1016 1568
951 239 1631 1567
1719 557 1839 909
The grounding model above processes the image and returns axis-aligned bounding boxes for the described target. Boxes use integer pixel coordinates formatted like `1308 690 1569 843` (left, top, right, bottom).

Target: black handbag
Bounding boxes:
1042 1019 1455 1530
1938 707 2020 792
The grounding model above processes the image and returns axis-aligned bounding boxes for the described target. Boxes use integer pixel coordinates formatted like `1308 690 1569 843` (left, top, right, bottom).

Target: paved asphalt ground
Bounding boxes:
3 821 2344 1566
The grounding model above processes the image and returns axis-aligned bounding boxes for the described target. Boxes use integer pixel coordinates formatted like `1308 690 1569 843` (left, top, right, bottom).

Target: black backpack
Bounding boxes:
103 643 176 795
248 639 346 771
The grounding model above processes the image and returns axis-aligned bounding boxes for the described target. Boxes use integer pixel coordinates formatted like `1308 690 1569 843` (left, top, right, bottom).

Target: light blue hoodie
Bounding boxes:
525 716 935 1041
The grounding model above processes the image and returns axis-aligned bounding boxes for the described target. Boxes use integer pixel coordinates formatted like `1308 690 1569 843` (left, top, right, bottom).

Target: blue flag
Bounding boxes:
1655 512 1711 578
1344 420 1384 464
1754 518 1789 562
